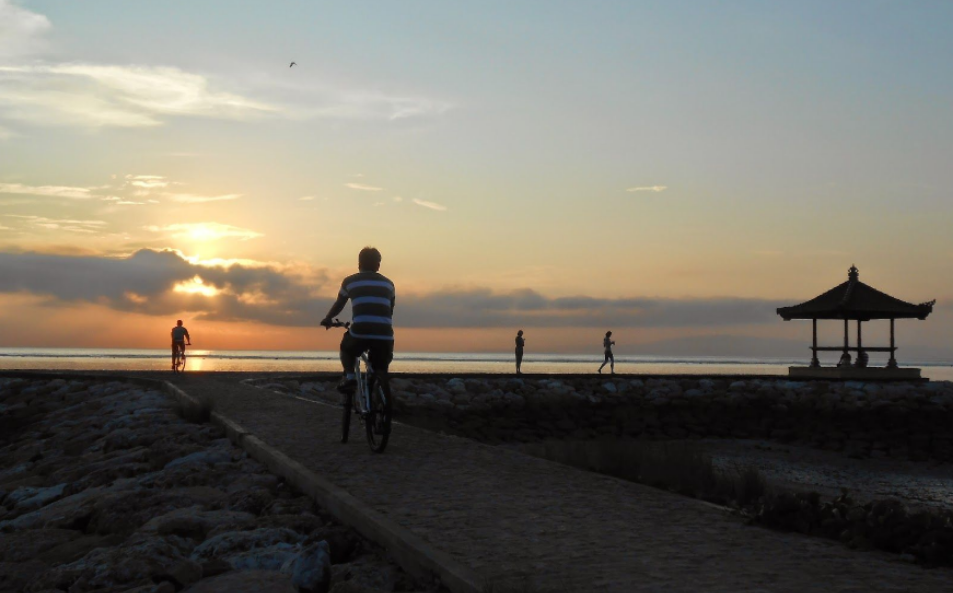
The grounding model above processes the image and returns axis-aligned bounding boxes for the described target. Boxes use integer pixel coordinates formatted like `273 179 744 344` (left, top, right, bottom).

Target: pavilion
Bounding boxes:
777 265 935 380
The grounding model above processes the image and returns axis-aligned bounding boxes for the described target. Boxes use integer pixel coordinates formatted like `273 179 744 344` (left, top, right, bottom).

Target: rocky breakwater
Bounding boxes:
272 376 953 461
0 377 435 593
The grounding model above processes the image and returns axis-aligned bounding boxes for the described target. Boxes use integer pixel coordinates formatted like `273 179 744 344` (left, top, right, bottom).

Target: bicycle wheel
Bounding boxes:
365 376 392 453
341 389 353 443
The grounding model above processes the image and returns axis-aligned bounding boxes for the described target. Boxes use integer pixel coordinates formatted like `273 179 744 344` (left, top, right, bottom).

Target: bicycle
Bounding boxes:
324 319 393 453
172 342 189 373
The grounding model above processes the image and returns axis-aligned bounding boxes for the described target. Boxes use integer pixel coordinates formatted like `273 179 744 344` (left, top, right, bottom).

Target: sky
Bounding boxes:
1 1 951 358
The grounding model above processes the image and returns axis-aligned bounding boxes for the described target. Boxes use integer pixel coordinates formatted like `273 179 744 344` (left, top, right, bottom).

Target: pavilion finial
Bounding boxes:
848 264 859 281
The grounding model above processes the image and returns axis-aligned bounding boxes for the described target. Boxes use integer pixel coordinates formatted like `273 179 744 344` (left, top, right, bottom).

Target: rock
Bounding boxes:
283 540 331 593
331 554 400 592
228 543 301 571
36 533 126 565
140 507 257 539
165 446 233 470
0 560 51 592
184 569 297 593
157 558 204 588
445 379 467 395
256 514 325 535
602 383 617 394
121 581 178 593
5 482 68 511
0 528 79 562
31 534 194 592
192 528 304 561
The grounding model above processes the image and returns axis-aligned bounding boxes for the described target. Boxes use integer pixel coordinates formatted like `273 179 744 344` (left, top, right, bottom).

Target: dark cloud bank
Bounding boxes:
0 249 790 329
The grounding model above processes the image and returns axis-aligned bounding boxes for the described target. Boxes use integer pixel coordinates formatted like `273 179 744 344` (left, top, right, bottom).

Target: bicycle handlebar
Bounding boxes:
322 318 351 330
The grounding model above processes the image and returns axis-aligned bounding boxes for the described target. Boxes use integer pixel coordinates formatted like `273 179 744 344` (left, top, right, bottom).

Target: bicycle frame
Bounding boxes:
352 353 375 415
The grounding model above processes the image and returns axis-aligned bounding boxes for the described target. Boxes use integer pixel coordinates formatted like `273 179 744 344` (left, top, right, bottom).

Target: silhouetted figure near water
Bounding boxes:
515 330 525 374
598 331 615 374
171 320 191 370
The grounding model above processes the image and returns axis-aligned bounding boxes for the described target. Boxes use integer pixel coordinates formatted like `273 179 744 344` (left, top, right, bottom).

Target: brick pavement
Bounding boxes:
173 375 951 592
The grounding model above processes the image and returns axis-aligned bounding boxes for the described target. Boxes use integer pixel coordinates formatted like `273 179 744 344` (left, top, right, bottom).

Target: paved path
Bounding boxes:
173 375 950 592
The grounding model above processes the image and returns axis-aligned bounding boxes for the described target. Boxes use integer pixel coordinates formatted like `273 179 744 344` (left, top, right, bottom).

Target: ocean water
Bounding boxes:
1 347 952 380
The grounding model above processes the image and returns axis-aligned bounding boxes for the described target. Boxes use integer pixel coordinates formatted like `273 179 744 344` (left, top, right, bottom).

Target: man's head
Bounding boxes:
606 331 612 337
358 247 382 272
177 320 183 327
517 330 523 336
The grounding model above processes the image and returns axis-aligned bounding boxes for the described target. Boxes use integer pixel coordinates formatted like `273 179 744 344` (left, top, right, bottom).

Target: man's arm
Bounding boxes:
321 285 349 326
185 329 191 344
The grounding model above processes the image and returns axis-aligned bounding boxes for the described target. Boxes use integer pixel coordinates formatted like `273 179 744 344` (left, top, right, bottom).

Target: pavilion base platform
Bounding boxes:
788 366 924 381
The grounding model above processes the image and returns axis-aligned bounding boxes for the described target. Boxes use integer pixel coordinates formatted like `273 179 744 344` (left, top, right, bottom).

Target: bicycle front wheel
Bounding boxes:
365 377 392 453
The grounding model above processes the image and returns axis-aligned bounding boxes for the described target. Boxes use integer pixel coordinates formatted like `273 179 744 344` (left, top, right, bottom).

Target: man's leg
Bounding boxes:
171 343 177 368
367 340 394 378
610 353 615 374
338 333 363 393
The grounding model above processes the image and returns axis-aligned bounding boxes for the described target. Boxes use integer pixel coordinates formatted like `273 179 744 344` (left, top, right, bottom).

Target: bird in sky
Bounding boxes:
289 62 296 68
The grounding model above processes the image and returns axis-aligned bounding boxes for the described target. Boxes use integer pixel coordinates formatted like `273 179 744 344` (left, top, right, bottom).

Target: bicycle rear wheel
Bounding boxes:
341 389 354 443
365 376 392 453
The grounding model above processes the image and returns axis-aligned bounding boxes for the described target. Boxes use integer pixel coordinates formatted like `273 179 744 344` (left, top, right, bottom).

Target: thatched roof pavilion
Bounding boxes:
777 266 934 376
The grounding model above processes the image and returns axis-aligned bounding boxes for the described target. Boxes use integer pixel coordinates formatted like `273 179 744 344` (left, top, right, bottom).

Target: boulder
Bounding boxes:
184 569 297 593
283 540 331 593
140 507 257 539
192 528 304 561
0 528 79 562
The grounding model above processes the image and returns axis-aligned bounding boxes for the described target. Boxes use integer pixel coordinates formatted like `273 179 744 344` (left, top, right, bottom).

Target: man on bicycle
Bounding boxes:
171 320 191 369
321 247 395 393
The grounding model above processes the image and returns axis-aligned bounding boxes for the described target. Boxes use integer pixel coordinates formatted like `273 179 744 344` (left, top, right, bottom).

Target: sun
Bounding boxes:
173 275 219 297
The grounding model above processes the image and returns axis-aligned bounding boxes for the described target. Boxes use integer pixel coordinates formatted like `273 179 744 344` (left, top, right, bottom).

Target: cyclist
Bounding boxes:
171 320 191 369
321 247 395 393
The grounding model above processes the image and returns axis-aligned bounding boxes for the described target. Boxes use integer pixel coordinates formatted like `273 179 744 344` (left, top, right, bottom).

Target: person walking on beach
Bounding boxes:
515 330 525 374
320 247 395 394
598 330 615 374
171 320 191 370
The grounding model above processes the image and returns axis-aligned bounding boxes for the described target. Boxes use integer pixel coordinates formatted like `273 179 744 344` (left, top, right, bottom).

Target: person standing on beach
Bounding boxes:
598 331 615 374
515 330 525 374
171 320 191 370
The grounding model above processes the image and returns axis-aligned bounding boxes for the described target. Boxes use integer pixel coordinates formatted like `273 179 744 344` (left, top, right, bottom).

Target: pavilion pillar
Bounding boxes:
843 319 849 353
888 318 898 368
810 319 820 367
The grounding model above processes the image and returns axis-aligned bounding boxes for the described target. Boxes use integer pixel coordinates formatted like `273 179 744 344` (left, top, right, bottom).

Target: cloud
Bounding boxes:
3 214 107 233
412 198 447 211
0 0 50 58
298 196 316 201
0 182 96 199
626 185 668 193
394 288 788 329
0 64 276 128
344 183 383 192
288 90 451 122
125 174 168 189
167 193 242 204
0 249 330 326
144 222 263 241
0 124 15 139
393 196 403 203
0 249 791 330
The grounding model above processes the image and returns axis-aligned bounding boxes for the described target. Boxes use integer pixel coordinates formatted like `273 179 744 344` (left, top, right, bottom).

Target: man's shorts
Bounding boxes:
341 332 393 374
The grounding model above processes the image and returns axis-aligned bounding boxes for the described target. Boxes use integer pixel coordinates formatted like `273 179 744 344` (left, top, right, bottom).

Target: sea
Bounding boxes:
1 348 952 381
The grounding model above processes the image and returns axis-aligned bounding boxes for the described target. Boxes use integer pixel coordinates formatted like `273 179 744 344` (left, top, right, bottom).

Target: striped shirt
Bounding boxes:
330 271 396 340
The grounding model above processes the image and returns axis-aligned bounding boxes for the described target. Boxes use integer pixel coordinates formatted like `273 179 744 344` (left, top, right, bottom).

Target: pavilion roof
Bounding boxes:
777 266 935 321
